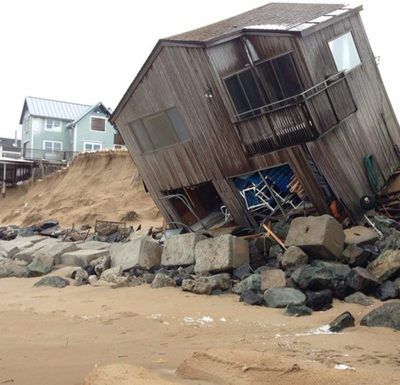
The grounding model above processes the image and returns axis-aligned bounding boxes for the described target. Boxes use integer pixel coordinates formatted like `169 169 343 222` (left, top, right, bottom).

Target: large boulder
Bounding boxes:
61 249 110 268
182 273 231 295
260 269 286 291
360 303 400 330
344 292 374 306
110 236 162 271
12 237 59 263
329 311 355 332
305 289 333 311
263 287 306 308
375 281 398 301
285 215 344 260
31 242 77 265
240 290 264 306
346 267 380 293
0 258 29 278
194 235 249 274
100 266 124 283
341 244 370 268
291 260 350 292
161 233 206 266
0 238 34 258
280 246 308 270
283 303 313 317
34 276 69 288
182 279 212 295
232 274 260 294
27 254 55 276
367 249 400 281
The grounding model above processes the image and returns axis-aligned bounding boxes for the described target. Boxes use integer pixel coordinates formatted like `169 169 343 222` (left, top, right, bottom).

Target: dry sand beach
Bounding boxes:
0 275 399 385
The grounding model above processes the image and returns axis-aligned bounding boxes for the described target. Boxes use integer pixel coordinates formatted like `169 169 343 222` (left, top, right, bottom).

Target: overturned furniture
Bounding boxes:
111 3 400 228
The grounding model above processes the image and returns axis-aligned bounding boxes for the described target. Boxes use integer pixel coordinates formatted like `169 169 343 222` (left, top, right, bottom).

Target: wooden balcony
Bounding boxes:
233 72 356 156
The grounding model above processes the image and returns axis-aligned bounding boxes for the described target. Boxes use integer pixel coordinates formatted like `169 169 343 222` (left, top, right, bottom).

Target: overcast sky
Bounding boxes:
0 0 399 138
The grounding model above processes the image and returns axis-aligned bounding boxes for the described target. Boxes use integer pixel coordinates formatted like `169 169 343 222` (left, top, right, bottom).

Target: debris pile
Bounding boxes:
0 214 399 331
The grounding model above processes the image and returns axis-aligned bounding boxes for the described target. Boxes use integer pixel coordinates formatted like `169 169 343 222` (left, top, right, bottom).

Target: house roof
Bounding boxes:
0 137 21 151
167 2 351 43
19 96 91 124
67 102 112 127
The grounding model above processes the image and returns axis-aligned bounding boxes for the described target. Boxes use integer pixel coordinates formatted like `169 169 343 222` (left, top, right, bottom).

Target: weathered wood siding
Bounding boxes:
298 13 400 219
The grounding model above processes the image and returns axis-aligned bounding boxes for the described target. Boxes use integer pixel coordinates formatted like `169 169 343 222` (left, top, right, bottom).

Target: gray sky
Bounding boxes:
1 0 399 138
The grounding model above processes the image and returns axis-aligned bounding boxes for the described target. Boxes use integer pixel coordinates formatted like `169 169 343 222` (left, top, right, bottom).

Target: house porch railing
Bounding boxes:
23 148 79 163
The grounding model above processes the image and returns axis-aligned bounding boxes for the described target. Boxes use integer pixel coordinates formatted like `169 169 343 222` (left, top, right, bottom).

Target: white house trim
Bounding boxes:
73 125 77 153
89 115 107 133
44 118 62 132
83 141 102 152
43 140 63 151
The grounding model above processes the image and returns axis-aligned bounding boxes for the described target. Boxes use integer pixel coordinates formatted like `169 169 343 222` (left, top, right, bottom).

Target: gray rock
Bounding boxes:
263 287 306 308
182 279 212 295
283 303 313 317
129 276 144 287
27 254 54 276
182 273 231 295
88 275 98 285
12 238 59 263
346 267 380 293
375 281 398 301
329 311 355 332
342 244 369 267
344 292 374 306
232 264 251 280
110 236 162 270
151 272 176 288
285 215 344 260
194 235 249 274
0 259 29 278
73 268 89 285
232 274 261 294
394 277 400 291
305 289 333 311
100 266 124 283
360 303 400 330
344 226 379 246
75 241 110 250
32 242 78 265
239 290 264 306
61 249 110 268
280 246 308 270
143 273 155 284
268 245 283 260
0 238 33 258
202 273 231 291
161 233 206 266
34 276 69 288
367 249 400 281
90 255 111 276
260 269 286 291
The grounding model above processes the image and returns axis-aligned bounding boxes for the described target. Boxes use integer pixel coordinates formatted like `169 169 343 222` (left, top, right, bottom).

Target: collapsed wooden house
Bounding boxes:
111 2 400 228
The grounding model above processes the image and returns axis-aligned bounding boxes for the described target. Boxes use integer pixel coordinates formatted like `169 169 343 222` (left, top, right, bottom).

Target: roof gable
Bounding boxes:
68 102 112 126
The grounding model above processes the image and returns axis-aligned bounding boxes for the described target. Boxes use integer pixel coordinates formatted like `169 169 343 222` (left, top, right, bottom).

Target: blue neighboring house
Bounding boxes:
19 96 119 161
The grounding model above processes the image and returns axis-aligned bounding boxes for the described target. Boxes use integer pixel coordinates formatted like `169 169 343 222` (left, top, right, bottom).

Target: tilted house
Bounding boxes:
111 2 400 227
20 97 116 161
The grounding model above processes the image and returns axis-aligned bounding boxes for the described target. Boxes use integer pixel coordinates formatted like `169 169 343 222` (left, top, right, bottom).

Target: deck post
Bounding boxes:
2 162 6 197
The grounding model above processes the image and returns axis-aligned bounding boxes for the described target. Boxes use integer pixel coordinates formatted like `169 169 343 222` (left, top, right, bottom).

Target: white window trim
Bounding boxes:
83 141 102 152
90 116 107 133
44 118 62 132
43 140 63 152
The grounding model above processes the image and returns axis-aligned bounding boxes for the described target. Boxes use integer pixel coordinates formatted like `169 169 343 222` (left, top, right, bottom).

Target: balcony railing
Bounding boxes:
23 148 78 163
233 72 356 156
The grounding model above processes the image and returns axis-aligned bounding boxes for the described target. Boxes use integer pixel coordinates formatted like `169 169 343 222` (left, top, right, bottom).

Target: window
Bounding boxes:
224 53 303 119
129 108 190 153
45 119 61 131
329 32 361 72
43 140 62 153
84 142 102 152
91 116 106 132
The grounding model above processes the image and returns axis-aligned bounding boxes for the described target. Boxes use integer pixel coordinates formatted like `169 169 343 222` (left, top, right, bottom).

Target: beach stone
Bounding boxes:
268 245 283 260
232 264 251 280
0 238 33 258
375 281 398 301
202 273 232 291
110 236 162 271
344 226 379 246
283 303 313 317
161 233 206 266
12 238 59 263
61 249 110 268
232 274 261 294
88 275 98 285
73 268 89 285
32 242 77 265
344 292 374 306
39 220 59 231
285 215 344 260
27 254 55 276
260 269 286 291
240 290 264 306
76 241 111 250
346 267 380 293
90 255 111 276
342 244 369 267
182 279 212 295
194 235 249 274
143 273 155 284
360 303 400 330
263 287 306 308
34 276 69 288
329 311 355 332
0 259 29 278
367 249 400 281
280 246 308 270
305 289 333 311
100 266 123 283
151 272 176 288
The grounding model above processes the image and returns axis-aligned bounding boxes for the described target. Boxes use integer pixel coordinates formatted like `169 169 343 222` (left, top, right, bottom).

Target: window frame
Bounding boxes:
83 142 103 152
328 30 362 73
44 118 62 132
130 107 191 154
90 116 107 132
42 140 63 153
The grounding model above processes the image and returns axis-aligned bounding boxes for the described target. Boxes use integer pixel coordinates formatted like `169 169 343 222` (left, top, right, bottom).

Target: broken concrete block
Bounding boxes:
31 242 78 265
110 236 162 270
0 238 34 258
367 249 400 281
260 269 286 291
161 233 206 266
344 226 379 246
13 238 59 263
280 246 308 270
285 215 344 260
194 235 249 274
61 249 110 268
75 241 111 250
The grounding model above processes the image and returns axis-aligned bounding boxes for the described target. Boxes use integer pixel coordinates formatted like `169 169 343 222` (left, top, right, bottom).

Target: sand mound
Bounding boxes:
83 364 178 385
0 151 161 228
